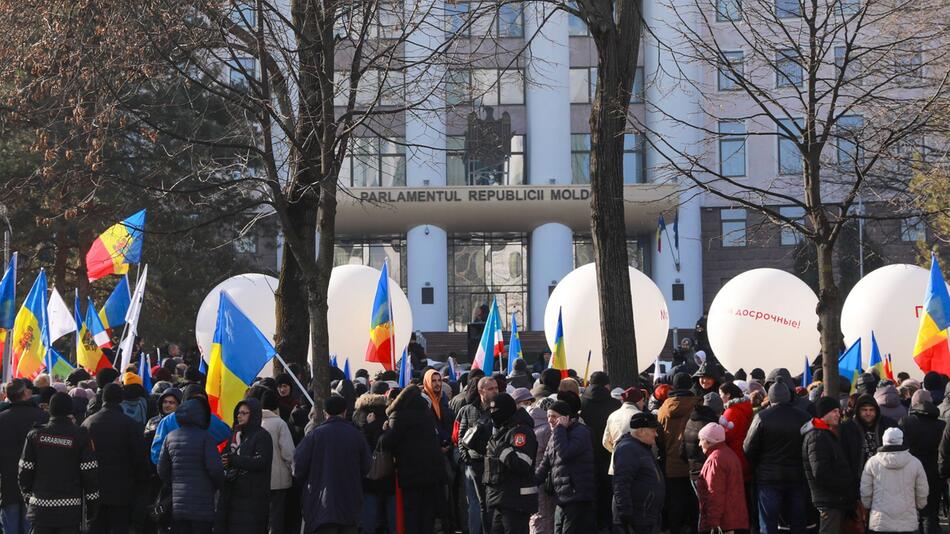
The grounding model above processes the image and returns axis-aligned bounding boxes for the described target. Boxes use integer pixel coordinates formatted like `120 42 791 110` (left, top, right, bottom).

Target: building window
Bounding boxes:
334 238 407 289
717 0 742 21
497 3 524 37
446 2 469 35
834 46 859 82
229 2 256 28
568 4 588 36
571 134 591 184
449 69 525 106
573 235 643 269
444 2 523 37
779 206 806 245
446 134 525 185
896 48 923 82
447 233 527 332
229 57 256 91
718 51 744 91
569 68 596 103
776 49 803 87
624 134 644 184
631 67 645 103
775 0 801 17
340 137 407 187
838 0 860 16
720 208 747 247
777 117 803 175
901 218 925 242
837 115 863 166
719 120 746 177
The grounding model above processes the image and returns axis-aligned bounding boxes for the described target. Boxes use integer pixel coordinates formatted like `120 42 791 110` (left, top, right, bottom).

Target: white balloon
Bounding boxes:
327 264 412 373
707 268 820 373
195 273 279 359
544 263 669 374
841 264 947 380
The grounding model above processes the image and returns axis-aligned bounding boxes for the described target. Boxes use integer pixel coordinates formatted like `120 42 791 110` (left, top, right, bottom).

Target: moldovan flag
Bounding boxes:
551 307 569 378
913 254 950 375
86 209 146 282
365 262 395 371
12 270 49 379
0 253 17 378
205 291 276 426
75 292 111 373
472 298 504 375
99 275 131 332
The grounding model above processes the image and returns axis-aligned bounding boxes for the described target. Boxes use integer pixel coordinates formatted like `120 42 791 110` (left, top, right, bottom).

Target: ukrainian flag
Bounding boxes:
205 291 276 426
868 331 885 377
45 347 74 381
98 275 131 332
838 338 863 393
364 262 394 371
551 307 568 378
12 271 49 379
86 209 146 282
0 253 17 374
913 254 950 375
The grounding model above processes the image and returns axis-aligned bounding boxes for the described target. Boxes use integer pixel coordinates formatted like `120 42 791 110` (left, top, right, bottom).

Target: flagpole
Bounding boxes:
385 258 397 372
274 352 315 407
114 269 137 368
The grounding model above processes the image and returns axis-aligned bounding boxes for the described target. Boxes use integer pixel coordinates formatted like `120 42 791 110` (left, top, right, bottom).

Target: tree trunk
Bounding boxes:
307 178 338 424
816 241 842 397
274 202 315 369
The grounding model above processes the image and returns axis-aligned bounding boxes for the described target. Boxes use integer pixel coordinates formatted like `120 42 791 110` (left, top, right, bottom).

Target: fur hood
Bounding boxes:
355 393 388 411
386 384 424 416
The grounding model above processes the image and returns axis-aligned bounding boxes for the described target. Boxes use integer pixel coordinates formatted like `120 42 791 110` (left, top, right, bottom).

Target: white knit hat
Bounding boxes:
883 427 903 447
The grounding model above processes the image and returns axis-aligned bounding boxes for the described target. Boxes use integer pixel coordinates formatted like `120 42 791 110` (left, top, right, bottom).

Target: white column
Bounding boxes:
407 225 448 331
404 0 445 187
644 0 704 329
529 223 573 331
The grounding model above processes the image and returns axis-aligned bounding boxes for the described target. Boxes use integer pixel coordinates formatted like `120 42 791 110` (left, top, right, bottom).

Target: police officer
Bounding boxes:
485 393 539 534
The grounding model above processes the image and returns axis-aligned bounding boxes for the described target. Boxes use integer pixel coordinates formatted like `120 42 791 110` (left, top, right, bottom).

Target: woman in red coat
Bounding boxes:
697 423 749 533
720 383 754 481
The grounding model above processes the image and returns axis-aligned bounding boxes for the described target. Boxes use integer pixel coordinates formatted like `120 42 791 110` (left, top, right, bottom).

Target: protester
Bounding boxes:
579 371 620 533
216 399 272 533
151 385 230 465
801 396 855 534
457 376 499 534
680 400 719 484
657 372 699 534
81 383 149 534
0 380 48 534
260 391 295 534
353 387 395 534
874 381 908 422
719 382 753 481
923 371 945 406
900 389 945 534
146 388 182 449
295 395 370 534
841 394 897 488
527 393 555 534
484 393 538 534
696 422 748 534
507 359 534 389
691 362 721 398
19 392 99 534
612 412 664 534
602 387 644 475
860 428 929 534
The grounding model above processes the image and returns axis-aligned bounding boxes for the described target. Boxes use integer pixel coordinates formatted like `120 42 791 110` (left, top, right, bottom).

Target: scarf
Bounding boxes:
423 369 442 420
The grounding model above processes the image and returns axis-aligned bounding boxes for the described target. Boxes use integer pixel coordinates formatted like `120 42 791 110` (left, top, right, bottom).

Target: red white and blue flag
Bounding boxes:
472 298 504 375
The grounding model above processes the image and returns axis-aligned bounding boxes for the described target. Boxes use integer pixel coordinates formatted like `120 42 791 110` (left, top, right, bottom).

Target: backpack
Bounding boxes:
121 397 148 425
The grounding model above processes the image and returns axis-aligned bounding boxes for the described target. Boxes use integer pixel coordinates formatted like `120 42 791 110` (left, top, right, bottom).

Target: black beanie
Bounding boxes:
102 383 123 404
556 391 580 417
589 371 609 387
49 392 74 417
540 368 562 392
325 394 346 416
96 368 120 388
673 372 692 391
66 368 91 387
549 400 573 417
490 393 517 427
751 368 766 381
734 368 747 381
815 396 840 418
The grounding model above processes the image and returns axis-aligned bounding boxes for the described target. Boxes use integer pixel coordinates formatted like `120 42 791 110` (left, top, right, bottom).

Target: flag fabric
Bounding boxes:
656 215 666 253
551 307 569 378
913 254 950 375
205 291 276 426
118 265 148 372
343 358 351 381
12 271 50 379
330 355 338 370
472 298 504 376
45 347 74 381
838 338 863 393
0 253 17 381
801 357 812 388
75 292 110 374
398 348 411 388
139 353 152 394
365 262 395 371
99 276 131 332
47 287 76 343
673 212 679 250
883 353 895 381
445 356 458 383
86 210 146 282
869 331 885 377
86 297 112 348
506 313 523 375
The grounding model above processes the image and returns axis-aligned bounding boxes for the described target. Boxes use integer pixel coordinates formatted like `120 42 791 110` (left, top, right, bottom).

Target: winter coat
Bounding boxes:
379 385 446 489
293 416 371 531
81 403 149 506
507 369 534 390
150 396 231 465
261 409 294 490
722 397 753 481
535 420 595 505
742 396 811 485
0 401 48 506
353 393 395 494
220 399 273 533
697 443 748 532
603 402 641 475
657 391 700 478
484 408 539 514
612 433 664 532
840 395 897 485
937 381 950 424
860 447 928 533
19 416 99 528
899 402 945 498
874 385 907 423
121 384 150 426
157 399 226 522
456 396 492 466
680 405 719 481
580 385 621 476
801 418 855 510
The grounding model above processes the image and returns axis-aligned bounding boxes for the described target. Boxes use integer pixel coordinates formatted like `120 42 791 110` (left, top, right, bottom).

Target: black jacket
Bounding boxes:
0 401 47 505
220 398 273 534
19 416 99 527
485 408 538 513
680 405 719 481
743 399 811 485
379 385 447 489
900 402 945 492
840 395 897 485
353 393 394 494
81 403 149 506
535 420 595 505
580 385 621 475
157 399 226 523
612 434 664 531
507 370 534 390
457 395 492 466
801 419 855 509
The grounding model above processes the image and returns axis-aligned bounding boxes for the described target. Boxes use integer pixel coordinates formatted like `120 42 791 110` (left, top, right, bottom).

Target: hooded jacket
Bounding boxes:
150 387 230 465
860 447 928 533
0 400 48 506
580 384 621 475
81 400 149 506
603 402 642 475
698 442 748 532
841 394 897 484
145 388 182 445
742 383 811 485
924 371 945 405
874 384 907 423
801 418 855 509
261 408 295 491
535 419 595 505
899 401 944 493
680 404 719 481
353 393 394 494
690 362 722 398
612 433 664 531
379 385 447 489
722 397 753 481
219 398 273 533
657 391 700 478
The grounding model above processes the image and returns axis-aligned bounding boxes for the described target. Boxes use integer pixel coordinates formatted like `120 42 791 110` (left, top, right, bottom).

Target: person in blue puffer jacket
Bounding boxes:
150 385 230 465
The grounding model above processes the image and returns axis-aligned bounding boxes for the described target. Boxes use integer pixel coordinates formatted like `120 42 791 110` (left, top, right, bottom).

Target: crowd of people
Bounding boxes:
1 345 950 534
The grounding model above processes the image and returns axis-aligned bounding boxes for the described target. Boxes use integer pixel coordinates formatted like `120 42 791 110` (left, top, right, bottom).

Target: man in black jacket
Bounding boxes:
81 383 149 534
19 392 99 534
802 397 855 534
840 394 896 489
901 390 945 534
0 380 48 534
743 382 811 534
485 394 538 534
613 412 664 534
579 371 620 533
457 376 499 534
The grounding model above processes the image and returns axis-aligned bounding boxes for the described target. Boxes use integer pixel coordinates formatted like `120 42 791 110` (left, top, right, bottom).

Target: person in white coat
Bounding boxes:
603 387 645 475
860 427 928 534
261 390 295 534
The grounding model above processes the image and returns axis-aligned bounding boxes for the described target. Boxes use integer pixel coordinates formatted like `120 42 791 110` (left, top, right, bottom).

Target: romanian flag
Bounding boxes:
472 298 504 375
913 254 950 375
12 271 49 379
551 307 569 378
205 291 276 426
75 292 111 373
98 275 131 332
86 297 112 348
869 331 885 378
45 347 74 381
365 262 395 371
657 215 666 253
838 338 863 393
86 209 146 282
0 253 17 378
506 312 523 375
